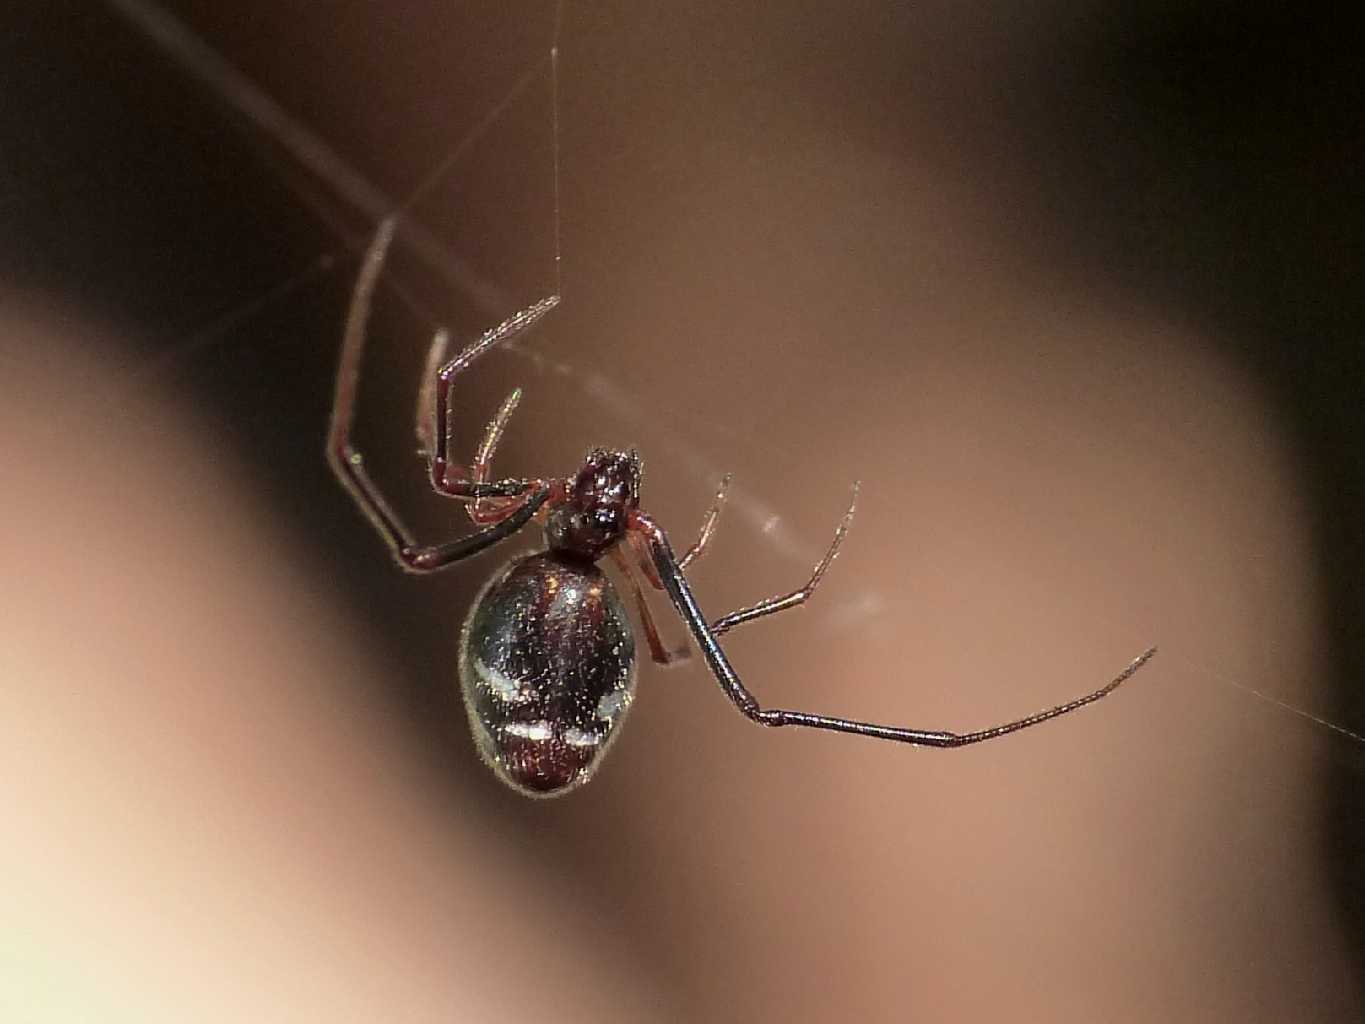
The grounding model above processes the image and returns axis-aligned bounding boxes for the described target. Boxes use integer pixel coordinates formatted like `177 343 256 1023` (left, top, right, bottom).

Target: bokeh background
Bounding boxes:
2 1 1362 1020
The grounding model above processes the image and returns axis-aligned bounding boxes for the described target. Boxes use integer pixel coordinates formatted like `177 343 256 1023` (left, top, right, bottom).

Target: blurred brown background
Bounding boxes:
1 1 1362 1020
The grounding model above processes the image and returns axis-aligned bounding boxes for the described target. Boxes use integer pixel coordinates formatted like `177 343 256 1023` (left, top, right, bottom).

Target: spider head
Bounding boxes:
546 448 642 561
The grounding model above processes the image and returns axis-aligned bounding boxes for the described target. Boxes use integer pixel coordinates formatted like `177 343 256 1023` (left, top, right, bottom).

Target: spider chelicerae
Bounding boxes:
328 217 1157 797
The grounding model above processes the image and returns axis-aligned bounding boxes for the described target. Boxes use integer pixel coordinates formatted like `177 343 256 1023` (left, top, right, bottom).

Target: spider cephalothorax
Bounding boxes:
545 448 642 561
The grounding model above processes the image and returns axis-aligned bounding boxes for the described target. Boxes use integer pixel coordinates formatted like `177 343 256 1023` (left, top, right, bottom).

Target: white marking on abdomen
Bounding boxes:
563 727 602 748
503 720 553 742
475 656 528 704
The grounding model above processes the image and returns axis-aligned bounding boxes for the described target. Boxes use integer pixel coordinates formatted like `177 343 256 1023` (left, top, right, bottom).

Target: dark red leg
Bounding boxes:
629 474 732 592
344 216 555 505
633 483 857 637
610 548 690 666
679 473 732 570
710 483 858 636
327 217 552 573
416 332 525 523
428 297 559 499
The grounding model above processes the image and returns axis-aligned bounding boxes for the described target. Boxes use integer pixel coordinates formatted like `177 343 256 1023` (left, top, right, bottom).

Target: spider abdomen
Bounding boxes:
459 552 637 797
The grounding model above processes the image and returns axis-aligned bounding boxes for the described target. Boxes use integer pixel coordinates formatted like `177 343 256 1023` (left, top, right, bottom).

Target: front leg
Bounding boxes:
327 217 553 573
428 297 559 499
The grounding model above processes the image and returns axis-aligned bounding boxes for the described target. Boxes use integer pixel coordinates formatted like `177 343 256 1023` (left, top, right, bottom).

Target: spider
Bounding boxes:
328 217 1157 798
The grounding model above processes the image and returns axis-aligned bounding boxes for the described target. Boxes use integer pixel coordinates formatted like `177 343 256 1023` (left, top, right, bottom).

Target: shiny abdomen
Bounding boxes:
459 552 637 796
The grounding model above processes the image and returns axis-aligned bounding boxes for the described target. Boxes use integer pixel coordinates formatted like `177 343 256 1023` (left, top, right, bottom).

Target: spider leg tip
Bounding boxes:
843 481 861 517
1125 646 1159 677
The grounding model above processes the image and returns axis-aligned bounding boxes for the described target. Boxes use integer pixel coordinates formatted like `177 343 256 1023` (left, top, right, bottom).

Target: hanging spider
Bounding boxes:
327 218 1157 798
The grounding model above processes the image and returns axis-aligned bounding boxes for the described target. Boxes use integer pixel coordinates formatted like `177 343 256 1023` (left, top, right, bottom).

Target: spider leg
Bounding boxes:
679 473 732 571
327 217 553 573
328 437 550 574
428 294 558 499
631 508 1157 747
400 489 552 573
709 482 857 637
610 548 690 666
631 481 855 638
342 216 554 505
417 331 525 523
465 387 527 524
628 473 732 591
414 326 449 457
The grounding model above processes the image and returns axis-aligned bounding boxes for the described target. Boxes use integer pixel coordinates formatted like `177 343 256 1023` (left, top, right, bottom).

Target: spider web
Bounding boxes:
5 1 1363 1020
